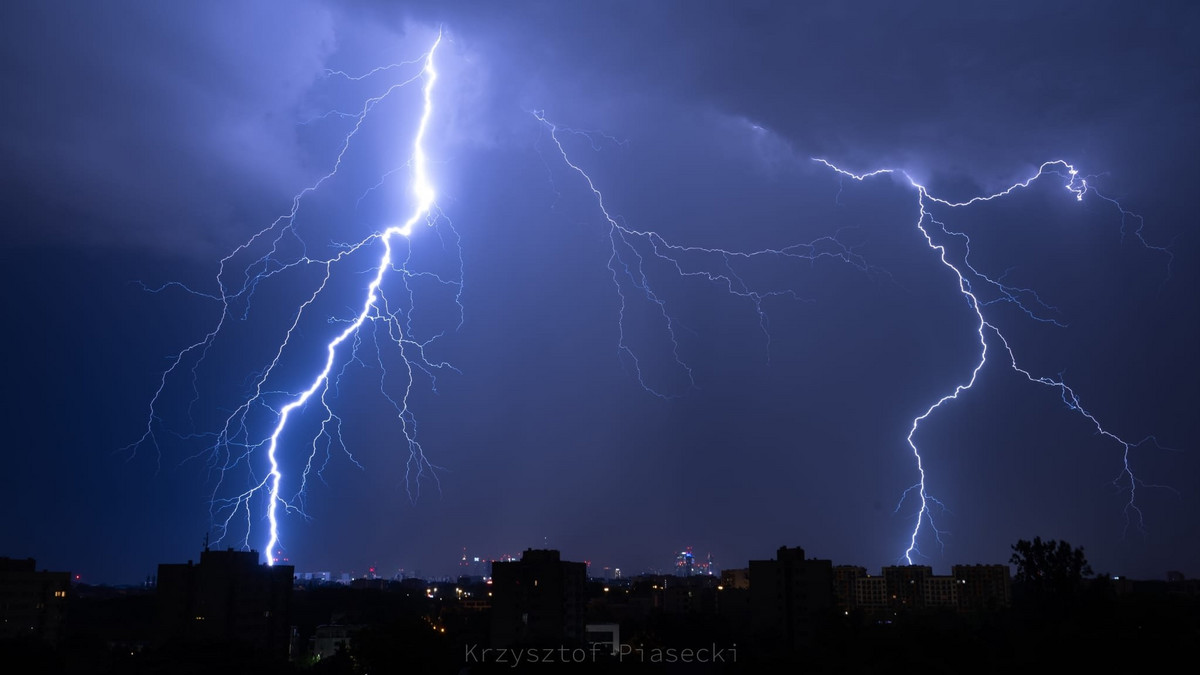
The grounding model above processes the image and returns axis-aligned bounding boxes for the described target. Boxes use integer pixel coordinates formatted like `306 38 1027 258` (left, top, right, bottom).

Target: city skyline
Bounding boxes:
7 534 1187 589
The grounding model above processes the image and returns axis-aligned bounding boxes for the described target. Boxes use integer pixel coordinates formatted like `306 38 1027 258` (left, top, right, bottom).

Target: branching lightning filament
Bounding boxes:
125 28 1171 570
535 111 1170 564
815 160 1169 562
127 33 452 564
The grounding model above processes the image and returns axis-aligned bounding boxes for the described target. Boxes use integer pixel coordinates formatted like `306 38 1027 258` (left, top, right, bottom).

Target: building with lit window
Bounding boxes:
490 549 586 647
833 563 1010 613
923 574 959 608
952 564 1012 610
833 565 865 610
156 548 294 660
0 557 69 643
855 575 888 610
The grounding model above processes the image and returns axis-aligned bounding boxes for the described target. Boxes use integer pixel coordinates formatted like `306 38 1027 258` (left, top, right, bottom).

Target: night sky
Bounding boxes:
2 1 1197 585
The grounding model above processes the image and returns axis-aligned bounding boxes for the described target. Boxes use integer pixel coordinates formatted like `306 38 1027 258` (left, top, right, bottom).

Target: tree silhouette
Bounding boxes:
1009 537 1093 596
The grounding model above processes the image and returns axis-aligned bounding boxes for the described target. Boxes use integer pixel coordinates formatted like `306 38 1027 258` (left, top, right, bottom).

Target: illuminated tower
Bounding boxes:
675 547 696 576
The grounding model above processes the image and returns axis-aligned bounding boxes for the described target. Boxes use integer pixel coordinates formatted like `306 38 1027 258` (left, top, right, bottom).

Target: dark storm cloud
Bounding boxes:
1 1 337 252
6 1 1194 248
410 1 1199 193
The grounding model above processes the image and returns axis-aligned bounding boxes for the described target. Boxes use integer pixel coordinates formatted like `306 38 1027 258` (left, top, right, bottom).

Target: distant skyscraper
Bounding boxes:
673 547 717 576
675 548 695 576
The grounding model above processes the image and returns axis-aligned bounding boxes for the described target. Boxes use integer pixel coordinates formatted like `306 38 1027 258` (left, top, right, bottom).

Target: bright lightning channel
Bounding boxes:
535 111 1169 565
254 34 442 562
814 159 1169 563
127 33 448 565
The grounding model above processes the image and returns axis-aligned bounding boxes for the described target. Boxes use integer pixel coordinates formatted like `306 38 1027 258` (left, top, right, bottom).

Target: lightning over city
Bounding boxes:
122 32 452 563
4 1 1196 603
813 160 1171 562
536 115 1174 563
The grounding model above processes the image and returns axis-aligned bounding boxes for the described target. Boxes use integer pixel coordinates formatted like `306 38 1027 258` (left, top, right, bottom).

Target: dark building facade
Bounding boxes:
952 564 1012 611
663 574 719 614
490 549 586 647
883 565 933 610
749 546 834 649
156 548 293 660
0 557 69 643
833 563 1011 613
833 565 866 611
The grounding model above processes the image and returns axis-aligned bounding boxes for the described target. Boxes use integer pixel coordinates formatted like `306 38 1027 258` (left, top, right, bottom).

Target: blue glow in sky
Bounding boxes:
1 1 1196 583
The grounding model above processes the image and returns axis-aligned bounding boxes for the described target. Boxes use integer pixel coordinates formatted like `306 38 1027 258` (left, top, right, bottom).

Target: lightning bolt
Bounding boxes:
126 32 449 564
535 113 1171 564
124 27 1172 570
814 159 1170 563
532 111 878 398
